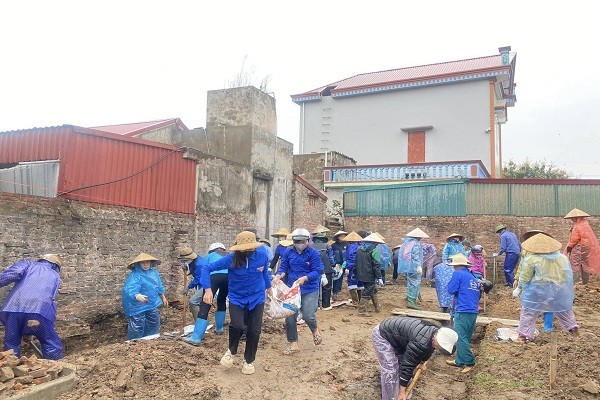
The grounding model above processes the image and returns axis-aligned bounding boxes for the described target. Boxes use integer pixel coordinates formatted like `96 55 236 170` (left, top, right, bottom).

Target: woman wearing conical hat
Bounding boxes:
564 208 600 284
397 228 430 310
515 234 579 342
442 233 467 263
269 229 291 275
122 253 168 340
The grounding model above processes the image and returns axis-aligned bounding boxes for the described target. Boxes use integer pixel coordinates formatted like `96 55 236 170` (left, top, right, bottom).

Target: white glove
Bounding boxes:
134 293 149 303
376 279 384 286
512 287 522 298
492 253 499 257
416 267 423 275
321 275 329 285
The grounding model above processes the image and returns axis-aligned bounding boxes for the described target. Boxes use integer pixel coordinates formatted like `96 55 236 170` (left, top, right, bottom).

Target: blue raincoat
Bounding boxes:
433 262 454 309
442 241 466 262
397 238 423 303
519 251 574 312
345 242 364 290
122 262 166 317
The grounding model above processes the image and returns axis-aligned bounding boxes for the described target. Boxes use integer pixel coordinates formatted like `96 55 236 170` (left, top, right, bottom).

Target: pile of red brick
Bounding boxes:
0 350 63 394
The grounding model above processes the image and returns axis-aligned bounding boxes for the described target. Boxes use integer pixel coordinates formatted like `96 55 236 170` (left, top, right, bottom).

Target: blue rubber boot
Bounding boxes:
183 318 209 345
214 311 226 335
543 312 553 332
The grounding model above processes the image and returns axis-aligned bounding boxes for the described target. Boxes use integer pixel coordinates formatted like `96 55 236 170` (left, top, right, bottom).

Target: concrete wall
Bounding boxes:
137 126 207 152
291 180 326 231
344 215 596 257
0 194 195 337
300 80 491 171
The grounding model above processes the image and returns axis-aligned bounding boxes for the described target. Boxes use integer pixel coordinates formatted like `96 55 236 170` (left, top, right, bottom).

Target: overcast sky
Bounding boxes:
1 1 598 177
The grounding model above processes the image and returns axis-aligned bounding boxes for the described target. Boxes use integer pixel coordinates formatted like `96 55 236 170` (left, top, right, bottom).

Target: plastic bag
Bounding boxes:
265 280 301 319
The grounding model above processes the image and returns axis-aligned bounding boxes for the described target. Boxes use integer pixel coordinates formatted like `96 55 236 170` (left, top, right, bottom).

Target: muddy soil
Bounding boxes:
8 276 599 400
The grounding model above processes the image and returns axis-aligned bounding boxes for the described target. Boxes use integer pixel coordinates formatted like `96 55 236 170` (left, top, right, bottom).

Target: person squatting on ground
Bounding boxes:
0 254 64 359
201 230 272 375
331 230 348 301
515 233 579 342
371 316 458 400
493 224 521 287
446 253 480 373
177 246 204 322
342 231 365 306
397 228 430 310
183 243 229 345
564 208 600 285
122 253 168 340
355 233 384 316
273 228 324 354
312 231 335 310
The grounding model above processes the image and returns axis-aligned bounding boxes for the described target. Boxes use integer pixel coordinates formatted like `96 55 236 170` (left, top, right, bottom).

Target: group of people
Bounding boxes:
0 207 597 399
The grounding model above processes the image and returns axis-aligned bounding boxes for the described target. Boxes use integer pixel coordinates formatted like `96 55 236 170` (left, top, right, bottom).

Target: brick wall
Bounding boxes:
0 194 246 337
345 214 599 258
291 181 326 231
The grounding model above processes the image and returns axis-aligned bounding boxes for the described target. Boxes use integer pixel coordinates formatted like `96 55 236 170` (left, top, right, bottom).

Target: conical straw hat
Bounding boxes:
333 230 348 238
522 233 562 254
312 224 330 234
279 234 293 247
341 231 363 242
128 253 161 270
363 233 385 244
447 253 472 266
520 230 553 242
446 232 464 241
39 254 62 268
564 208 590 219
406 228 429 239
373 232 385 240
177 246 198 260
271 228 290 238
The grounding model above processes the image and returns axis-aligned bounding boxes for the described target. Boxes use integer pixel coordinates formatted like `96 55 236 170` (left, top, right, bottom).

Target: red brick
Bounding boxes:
33 375 51 385
30 369 47 379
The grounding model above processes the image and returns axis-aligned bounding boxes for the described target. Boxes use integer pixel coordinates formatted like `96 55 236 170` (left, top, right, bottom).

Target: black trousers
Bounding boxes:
228 302 264 364
198 273 229 319
321 272 333 308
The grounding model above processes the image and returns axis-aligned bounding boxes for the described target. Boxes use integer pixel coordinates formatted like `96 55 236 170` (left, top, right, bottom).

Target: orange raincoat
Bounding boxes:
567 219 600 275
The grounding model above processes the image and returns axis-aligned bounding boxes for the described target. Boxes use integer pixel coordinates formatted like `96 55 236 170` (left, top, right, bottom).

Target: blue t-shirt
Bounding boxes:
447 267 480 313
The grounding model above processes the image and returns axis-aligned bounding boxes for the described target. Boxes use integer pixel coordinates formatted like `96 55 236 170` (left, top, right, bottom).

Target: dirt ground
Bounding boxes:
6 275 600 400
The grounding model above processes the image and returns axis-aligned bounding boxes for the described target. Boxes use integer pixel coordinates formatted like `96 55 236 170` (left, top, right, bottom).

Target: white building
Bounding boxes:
292 46 517 178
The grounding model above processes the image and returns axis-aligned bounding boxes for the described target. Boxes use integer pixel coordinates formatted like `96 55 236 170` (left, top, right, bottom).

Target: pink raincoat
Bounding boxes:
567 218 600 275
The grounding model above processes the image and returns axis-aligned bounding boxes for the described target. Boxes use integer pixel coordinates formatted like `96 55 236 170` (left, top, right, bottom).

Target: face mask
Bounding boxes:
294 243 308 251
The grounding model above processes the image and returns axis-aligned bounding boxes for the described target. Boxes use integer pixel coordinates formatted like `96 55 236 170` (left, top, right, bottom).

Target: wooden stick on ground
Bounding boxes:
182 267 188 330
549 331 558 389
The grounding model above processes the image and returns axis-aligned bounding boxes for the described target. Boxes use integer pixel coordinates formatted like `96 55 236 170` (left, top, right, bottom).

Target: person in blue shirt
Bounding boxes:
273 228 324 355
201 230 272 375
442 233 467 262
269 228 291 274
493 224 521 287
183 243 229 345
446 253 480 373
342 231 366 306
177 246 204 322
122 253 168 340
0 254 63 359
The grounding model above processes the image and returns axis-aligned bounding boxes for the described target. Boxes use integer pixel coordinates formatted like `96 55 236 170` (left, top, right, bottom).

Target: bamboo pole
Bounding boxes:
549 331 558 389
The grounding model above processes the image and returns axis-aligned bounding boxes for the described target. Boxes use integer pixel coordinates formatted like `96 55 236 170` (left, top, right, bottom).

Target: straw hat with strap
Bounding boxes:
128 253 161 270
564 208 590 219
521 234 562 254
230 231 262 251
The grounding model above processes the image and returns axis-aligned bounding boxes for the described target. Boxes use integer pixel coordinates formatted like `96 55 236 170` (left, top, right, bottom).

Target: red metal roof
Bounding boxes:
0 125 197 214
90 118 188 137
292 54 512 99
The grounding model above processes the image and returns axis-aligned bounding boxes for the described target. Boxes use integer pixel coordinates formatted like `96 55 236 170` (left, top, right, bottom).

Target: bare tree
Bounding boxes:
225 55 272 94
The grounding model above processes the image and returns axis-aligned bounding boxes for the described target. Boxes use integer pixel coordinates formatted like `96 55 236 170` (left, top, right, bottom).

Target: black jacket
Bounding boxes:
378 317 436 387
355 246 381 283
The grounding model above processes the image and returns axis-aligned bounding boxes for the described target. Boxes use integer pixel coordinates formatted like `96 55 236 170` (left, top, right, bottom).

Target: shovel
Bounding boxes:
404 361 428 399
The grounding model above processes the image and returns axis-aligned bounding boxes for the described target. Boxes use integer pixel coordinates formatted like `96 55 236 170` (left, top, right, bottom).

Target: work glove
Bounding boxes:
134 294 148 303
376 278 384 286
321 275 329 286
512 287 522 298
416 267 423 275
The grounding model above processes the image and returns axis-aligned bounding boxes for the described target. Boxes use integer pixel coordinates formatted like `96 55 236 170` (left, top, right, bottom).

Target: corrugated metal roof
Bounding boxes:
90 118 189 137
292 54 512 99
0 125 197 214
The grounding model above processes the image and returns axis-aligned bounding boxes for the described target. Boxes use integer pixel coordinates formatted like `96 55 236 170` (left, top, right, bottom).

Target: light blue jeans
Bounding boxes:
285 290 319 342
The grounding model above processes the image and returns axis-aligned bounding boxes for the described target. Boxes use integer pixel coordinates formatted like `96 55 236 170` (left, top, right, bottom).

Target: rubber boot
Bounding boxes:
190 305 200 322
407 300 422 310
214 311 226 335
349 289 359 307
358 298 372 316
372 292 382 313
543 312 553 332
183 318 209 345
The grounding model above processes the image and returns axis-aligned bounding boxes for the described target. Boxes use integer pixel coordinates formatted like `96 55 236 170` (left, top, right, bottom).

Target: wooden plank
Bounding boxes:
390 308 519 326
549 331 558 389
